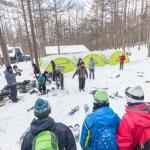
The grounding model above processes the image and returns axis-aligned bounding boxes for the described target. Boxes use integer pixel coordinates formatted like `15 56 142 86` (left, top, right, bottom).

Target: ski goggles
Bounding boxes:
125 87 144 100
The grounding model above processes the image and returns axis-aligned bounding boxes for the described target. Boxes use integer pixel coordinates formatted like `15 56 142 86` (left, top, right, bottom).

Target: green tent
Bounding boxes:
83 53 106 67
39 55 76 73
108 51 129 65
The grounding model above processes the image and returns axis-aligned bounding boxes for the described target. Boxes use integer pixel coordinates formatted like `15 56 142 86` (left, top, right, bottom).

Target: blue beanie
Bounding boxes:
34 98 51 119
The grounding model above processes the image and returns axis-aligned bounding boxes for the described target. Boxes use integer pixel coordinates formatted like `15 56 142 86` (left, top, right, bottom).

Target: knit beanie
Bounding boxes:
125 86 144 104
34 98 51 119
94 90 109 104
6 65 12 71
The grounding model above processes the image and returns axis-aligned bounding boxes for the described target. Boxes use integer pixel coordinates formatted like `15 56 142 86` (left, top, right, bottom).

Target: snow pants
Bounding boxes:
89 69 95 79
120 62 124 70
9 85 17 102
79 78 85 90
38 84 46 94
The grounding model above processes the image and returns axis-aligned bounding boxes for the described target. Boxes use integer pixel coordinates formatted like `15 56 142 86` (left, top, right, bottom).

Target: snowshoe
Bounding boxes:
84 104 89 113
73 124 80 142
68 106 80 115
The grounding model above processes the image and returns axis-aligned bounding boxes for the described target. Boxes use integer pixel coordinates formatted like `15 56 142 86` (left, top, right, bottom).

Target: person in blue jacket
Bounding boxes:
38 71 51 95
80 90 120 150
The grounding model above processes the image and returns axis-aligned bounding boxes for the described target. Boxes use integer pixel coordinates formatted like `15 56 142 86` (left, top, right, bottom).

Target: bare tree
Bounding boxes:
0 28 10 65
27 0 39 66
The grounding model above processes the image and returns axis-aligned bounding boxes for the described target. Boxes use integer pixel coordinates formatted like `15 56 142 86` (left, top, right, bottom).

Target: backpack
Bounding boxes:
32 130 59 150
91 126 118 150
136 127 150 150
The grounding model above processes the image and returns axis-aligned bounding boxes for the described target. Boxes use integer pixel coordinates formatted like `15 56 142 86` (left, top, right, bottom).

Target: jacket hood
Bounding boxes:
30 117 55 136
126 103 150 127
92 107 120 127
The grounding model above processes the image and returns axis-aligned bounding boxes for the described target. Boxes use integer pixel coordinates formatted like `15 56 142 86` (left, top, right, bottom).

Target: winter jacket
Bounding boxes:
73 66 88 78
119 55 126 63
51 62 56 72
33 66 40 75
77 61 83 67
4 70 16 86
80 107 120 150
89 60 95 70
21 117 77 150
38 75 51 86
117 103 150 150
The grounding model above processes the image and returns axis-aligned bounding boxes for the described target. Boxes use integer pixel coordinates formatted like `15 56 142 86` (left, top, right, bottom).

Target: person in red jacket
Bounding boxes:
117 86 150 150
119 54 126 70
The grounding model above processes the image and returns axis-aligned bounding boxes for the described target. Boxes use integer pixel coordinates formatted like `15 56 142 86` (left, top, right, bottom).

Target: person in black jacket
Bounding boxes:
51 61 56 81
32 63 41 79
21 98 76 150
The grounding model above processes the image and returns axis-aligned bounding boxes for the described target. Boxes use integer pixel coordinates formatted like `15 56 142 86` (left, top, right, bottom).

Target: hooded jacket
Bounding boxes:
119 55 126 63
80 107 120 150
117 103 150 150
4 70 16 86
21 117 76 150
89 60 95 70
73 66 88 78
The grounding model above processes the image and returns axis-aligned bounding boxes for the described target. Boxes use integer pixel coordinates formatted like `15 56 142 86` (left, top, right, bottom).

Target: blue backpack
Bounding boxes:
91 126 118 150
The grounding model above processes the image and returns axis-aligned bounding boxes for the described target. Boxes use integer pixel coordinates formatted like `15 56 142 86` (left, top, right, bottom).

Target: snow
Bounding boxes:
0 45 150 150
45 45 89 55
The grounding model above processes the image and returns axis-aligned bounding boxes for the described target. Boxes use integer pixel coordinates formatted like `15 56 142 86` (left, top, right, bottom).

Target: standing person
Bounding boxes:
80 90 120 150
51 60 56 81
37 71 51 95
32 63 41 79
77 58 83 68
4 65 20 102
89 57 96 79
21 98 77 150
73 62 88 92
119 54 126 70
54 68 64 90
117 86 150 150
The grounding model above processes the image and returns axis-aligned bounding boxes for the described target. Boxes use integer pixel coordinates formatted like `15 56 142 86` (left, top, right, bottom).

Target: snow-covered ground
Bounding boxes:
0 45 150 150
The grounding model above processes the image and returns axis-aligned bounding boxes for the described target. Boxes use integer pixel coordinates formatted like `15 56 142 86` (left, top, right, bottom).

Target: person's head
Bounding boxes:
93 90 109 111
34 98 51 119
90 57 93 61
43 71 48 76
6 65 13 72
32 63 36 68
80 62 85 67
51 61 55 64
125 86 144 106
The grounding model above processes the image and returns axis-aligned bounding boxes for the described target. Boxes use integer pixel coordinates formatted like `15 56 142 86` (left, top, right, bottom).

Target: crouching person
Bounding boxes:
21 98 77 150
117 86 150 150
80 90 120 150
38 71 51 95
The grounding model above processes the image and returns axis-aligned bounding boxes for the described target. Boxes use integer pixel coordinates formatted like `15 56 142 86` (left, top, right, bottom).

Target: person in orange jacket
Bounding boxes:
119 54 126 70
117 86 150 150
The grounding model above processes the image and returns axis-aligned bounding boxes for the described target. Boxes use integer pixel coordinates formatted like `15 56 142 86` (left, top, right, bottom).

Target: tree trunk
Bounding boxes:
20 0 33 63
27 0 38 66
53 0 60 54
0 28 10 65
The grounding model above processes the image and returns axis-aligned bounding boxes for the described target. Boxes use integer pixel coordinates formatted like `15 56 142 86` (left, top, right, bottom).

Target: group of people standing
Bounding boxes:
21 86 150 150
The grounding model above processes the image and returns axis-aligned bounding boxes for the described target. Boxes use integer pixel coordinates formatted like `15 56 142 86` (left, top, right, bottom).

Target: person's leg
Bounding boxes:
120 63 121 70
61 77 64 90
89 70 91 79
82 78 85 90
10 85 17 102
92 69 95 79
43 84 46 94
79 78 82 91
122 62 124 70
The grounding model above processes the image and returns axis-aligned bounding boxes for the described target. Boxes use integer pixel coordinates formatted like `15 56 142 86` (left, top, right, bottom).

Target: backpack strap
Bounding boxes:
83 116 94 149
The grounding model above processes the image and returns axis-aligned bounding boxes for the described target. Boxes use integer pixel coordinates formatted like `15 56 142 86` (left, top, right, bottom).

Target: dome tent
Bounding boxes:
39 55 76 73
83 53 106 67
108 51 130 65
